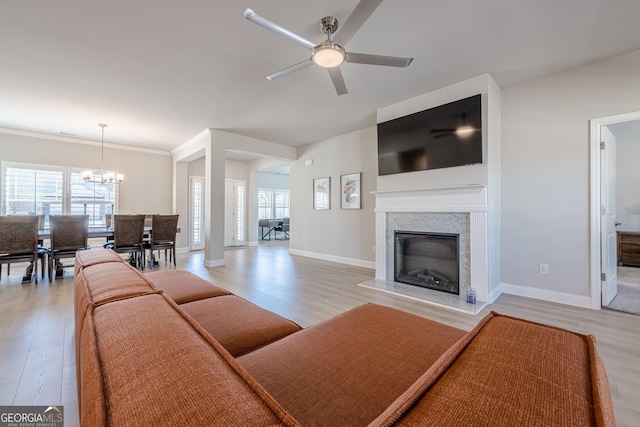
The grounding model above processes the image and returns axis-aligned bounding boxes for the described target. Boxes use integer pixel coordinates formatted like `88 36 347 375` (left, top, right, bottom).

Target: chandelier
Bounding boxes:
81 123 124 183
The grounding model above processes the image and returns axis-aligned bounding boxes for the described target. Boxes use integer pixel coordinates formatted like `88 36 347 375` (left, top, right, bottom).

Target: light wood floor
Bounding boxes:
1 241 639 426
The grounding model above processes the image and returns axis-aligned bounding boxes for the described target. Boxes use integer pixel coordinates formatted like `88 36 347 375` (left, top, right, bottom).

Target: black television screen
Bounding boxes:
377 94 482 176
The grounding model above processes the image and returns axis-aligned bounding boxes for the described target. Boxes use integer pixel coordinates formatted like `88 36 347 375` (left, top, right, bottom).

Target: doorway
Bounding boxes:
591 112 640 315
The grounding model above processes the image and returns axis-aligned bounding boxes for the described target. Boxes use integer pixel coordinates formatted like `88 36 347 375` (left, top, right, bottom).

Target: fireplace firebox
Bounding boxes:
394 231 459 295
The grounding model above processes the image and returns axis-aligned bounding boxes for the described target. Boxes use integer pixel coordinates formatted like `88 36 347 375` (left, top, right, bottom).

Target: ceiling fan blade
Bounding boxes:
244 8 316 51
336 0 383 46
327 67 348 95
265 59 314 80
346 52 413 67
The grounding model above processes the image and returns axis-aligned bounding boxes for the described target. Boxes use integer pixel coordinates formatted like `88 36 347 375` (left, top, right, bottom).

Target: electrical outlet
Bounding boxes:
372 245 376 253
539 263 549 274
176 227 181 233
295 236 299 243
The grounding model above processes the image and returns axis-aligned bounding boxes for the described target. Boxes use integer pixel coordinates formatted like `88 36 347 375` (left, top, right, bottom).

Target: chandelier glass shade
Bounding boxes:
82 123 124 184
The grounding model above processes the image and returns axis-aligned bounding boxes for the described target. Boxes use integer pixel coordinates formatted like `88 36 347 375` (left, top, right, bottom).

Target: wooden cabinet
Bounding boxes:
617 231 640 266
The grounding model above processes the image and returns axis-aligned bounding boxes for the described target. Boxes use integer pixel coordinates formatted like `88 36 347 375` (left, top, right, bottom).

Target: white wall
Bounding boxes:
189 157 205 177
0 131 172 215
226 159 249 182
258 172 289 190
613 123 640 232
502 49 640 303
289 127 377 267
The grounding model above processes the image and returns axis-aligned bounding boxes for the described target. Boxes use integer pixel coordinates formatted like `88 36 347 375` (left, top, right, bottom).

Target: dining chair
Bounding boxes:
104 214 146 269
144 214 179 267
48 215 90 281
0 215 40 283
5 214 47 279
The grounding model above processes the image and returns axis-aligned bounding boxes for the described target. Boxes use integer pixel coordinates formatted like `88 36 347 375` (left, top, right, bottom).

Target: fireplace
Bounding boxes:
394 231 459 295
366 185 491 313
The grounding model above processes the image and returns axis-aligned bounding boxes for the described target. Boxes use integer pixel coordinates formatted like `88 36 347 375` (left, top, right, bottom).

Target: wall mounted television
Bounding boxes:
377 94 482 176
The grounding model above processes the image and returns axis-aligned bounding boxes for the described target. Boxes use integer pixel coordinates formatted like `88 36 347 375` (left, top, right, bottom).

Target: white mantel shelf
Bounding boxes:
373 184 488 214
371 184 487 197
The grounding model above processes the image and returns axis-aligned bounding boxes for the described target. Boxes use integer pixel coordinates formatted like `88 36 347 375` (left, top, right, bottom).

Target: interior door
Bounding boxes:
189 176 205 250
601 125 618 305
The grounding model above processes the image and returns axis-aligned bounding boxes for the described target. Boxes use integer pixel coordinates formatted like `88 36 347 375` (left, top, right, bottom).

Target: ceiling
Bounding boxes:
2 0 640 153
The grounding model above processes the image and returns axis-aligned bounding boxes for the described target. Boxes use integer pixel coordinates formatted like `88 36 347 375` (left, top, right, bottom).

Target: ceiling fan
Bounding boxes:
244 0 413 95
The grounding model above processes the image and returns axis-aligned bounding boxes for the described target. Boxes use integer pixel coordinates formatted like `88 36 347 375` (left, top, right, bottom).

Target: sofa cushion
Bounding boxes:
145 270 230 304
181 295 302 357
74 247 124 275
76 261 158 306
88 293 299 426
370 311 616 427
237 303 466 427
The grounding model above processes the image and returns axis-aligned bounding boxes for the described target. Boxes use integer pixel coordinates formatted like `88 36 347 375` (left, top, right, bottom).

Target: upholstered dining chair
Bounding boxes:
5 214 47 279
104 214 146 269
48 215 90 281
144 214 179 267
0 215 40 283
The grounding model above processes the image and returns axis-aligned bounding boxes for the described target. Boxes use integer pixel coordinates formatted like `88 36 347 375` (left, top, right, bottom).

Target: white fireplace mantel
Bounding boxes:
374 184 489 305
373 185 488 214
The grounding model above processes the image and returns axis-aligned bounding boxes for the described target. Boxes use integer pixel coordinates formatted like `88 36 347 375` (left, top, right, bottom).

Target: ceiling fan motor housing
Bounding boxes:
321 16 339 35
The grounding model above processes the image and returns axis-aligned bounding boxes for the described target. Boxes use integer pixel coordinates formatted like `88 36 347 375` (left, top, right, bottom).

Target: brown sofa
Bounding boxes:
74 248 615 426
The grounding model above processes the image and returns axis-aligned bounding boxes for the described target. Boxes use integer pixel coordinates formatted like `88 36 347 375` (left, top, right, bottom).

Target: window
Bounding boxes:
258 188 289 219
69 172 117 227
1 162 118 227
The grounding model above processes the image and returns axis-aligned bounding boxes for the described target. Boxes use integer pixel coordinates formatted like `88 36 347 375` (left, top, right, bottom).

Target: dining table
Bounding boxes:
38 226 152 240
22 227 153 282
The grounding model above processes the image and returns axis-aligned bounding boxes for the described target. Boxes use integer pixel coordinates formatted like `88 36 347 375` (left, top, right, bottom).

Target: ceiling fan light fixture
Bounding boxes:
313 42 345 68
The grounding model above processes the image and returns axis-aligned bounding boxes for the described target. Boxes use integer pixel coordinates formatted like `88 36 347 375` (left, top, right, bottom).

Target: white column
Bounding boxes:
203 136 226 267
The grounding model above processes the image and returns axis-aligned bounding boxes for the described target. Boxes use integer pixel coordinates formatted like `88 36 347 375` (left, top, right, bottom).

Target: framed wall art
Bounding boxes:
340 173 361 209
313 177 330 210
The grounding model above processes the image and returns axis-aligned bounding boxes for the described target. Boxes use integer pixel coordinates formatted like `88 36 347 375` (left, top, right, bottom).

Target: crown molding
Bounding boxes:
0 127 171 156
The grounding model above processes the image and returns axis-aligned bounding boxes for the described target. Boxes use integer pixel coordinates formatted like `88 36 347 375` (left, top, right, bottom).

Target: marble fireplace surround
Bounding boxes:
366 185 489 313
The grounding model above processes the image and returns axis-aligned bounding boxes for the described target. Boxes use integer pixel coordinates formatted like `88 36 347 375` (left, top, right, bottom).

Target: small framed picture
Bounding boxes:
340 173 361 209
313 177 330 210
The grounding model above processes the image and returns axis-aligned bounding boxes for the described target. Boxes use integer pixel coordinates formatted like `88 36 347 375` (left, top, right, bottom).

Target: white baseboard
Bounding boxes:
288 249 375 270
487 285 503 304
176 247 190 254
204 258 225 268
500 282 592 309
247 241 259 247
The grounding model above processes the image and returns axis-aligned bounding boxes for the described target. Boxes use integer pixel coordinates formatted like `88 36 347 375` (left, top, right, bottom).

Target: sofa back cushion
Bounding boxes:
370 311 616 427
181 295 302 356
144 269 230 304
74 247 123 275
